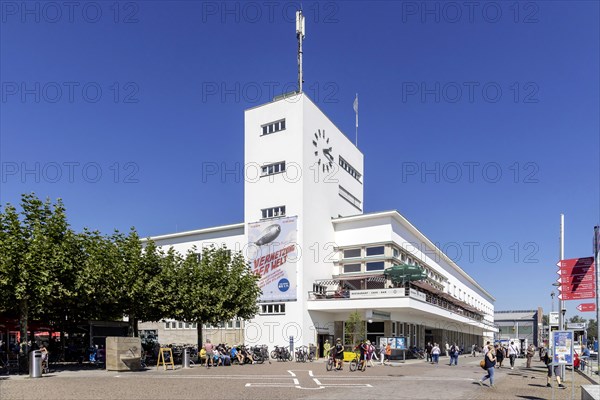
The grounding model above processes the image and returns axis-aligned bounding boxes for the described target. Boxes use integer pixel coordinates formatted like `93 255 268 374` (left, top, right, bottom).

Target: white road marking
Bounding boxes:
308 370 314 377
286 370 296 377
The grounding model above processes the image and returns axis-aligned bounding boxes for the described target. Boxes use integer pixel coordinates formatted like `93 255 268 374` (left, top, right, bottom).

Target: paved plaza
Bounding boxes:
1 355 597 400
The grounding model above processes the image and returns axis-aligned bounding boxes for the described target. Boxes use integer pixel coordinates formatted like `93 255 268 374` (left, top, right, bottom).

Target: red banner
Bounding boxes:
576 303 596 312
558 290 596 300
557 274 595 284
557 257 595 269
559 282 596 292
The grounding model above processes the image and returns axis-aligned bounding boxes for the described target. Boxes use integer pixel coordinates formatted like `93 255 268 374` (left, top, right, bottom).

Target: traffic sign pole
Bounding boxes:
594 225 599 381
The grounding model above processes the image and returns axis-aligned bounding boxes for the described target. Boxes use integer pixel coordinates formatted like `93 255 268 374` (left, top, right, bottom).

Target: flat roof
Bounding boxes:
143 222 245 242
332 210 496 302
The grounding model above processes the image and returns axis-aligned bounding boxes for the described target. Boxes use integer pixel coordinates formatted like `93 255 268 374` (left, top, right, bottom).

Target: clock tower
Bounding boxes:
244 93 364 345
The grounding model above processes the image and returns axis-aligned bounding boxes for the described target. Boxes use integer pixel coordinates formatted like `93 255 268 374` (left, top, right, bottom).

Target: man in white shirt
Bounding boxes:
507 341 520 369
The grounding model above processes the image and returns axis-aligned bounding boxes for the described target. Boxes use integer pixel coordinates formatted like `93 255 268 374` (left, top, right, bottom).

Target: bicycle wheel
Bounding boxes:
287 352 293 362
349 359 358 372
326 358 333 371
270 350 278 360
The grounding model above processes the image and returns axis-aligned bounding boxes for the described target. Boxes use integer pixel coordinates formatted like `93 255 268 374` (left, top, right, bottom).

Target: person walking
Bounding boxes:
445 342 450 357
507 341 519 369
426 342 433 363
449 343 459 366
542 345 565 389
495 344 505 368
431 343 440 365
471 344 477 357
384 342 392 365
526 343 536 368
478 345 497 388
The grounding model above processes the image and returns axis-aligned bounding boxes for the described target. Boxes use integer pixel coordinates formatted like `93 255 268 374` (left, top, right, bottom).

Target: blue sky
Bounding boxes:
1 1 599 317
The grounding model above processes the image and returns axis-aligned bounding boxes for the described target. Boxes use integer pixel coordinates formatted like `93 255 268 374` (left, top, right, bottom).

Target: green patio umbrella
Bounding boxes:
384 264 427 284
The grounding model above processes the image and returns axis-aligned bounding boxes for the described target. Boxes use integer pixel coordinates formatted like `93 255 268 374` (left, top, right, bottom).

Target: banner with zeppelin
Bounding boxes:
248 216 298 302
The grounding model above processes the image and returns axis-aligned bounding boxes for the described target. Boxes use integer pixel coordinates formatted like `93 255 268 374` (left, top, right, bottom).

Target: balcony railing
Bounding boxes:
309 281 486 324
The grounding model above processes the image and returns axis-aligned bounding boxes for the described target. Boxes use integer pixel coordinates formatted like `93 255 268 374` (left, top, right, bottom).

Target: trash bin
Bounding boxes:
182 348 190 368
30 350 42 378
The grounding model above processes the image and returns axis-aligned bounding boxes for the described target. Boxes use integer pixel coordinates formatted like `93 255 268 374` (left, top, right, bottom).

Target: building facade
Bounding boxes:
494 308 543 351
141 93 496 350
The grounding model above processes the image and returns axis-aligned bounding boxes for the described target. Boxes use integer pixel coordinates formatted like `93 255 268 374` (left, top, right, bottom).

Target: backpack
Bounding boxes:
450 345 456 354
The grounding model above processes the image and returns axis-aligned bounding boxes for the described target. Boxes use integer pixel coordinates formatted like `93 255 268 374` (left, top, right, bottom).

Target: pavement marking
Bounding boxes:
287 370 296 377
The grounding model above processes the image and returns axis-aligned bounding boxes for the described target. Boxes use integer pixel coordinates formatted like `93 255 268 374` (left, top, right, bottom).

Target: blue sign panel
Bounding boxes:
552 330 574 365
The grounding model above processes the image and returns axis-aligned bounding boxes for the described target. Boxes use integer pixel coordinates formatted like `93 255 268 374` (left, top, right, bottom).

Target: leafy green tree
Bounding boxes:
110 229 165 336
344 310 366 348
0 194 71 351
168 246 261 348
586 319 597 342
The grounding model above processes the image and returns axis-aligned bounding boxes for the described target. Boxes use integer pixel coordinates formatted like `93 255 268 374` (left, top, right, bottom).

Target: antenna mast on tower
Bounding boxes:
296 10 305 93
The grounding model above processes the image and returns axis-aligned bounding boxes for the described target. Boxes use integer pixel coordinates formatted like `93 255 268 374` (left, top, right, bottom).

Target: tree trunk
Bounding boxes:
128 315 138 337
197 321 203 350
19 300 28 354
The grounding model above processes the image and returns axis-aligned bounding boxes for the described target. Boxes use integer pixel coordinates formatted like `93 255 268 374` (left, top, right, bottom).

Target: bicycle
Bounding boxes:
349 352 366 372
325 351 342 371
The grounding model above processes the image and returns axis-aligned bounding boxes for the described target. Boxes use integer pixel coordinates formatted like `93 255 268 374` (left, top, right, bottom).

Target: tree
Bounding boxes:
0 194 71 351
168 246 261 348
110 229 165 336
344 310 366 348
586 319 597 343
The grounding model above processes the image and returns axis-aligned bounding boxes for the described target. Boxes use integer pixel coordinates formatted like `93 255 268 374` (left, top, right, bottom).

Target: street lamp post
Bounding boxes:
551 291 555 313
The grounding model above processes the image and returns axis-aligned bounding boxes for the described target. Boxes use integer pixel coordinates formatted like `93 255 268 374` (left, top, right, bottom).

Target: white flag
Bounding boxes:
353 94 358 128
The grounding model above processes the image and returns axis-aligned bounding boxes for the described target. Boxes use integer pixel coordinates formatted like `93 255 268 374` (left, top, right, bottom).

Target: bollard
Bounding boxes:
182 348 190 368
29 350 42 378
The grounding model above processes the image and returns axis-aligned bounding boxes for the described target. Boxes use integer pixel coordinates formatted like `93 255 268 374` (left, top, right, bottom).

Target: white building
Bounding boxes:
140 93 496 352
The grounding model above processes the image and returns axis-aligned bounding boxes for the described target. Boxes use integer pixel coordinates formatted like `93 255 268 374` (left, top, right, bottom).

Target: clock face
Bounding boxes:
312 129 333 172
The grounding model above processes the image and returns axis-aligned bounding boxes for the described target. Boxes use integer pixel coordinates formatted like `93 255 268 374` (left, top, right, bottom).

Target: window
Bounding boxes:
178 322 183 329
339 156 362 182
260 303 286 314
393 248 400 258
366 246 384 256
343 248 361 258
261 205 286 219
261 161 286 177
339 186 362 210
261 119 286 136
366 261 385 271
343 263 361 273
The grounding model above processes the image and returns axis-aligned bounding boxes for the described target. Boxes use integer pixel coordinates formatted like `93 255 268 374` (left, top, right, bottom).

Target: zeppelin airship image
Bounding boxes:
254 224 281 246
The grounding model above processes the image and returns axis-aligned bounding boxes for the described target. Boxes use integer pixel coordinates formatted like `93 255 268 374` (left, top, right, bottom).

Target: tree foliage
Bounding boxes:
344 310 366 347
166 246 261 347
0 193 262 346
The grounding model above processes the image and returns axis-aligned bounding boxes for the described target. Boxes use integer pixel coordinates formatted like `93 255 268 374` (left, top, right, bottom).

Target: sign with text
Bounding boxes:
549 312 559 326
350 288 406 299
552 331 573 365
558 290 596 300
576 303 596 312
248 216 298 302
379 337 406 350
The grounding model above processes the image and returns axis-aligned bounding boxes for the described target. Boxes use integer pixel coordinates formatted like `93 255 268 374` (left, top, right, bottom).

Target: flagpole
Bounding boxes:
354 93 358 146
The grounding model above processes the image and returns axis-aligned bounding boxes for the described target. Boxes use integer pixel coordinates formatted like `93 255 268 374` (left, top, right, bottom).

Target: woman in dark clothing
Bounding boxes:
494 344 504 368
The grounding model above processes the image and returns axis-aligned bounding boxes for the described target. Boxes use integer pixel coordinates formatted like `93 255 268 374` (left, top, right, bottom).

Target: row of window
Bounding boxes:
339 156 362 182
340 244 445 290
342 261 385 273
339 186 362 211
164 321 198 330
261 119 286 136
261 161 286 177
261 205 286 219
260 303 286 314
164 320 244 330
342 245 385 259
